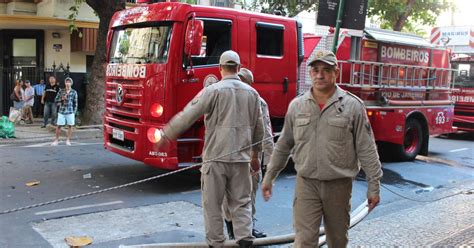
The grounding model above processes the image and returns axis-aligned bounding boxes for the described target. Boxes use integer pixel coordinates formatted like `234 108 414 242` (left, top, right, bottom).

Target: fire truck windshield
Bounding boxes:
453 63 474 88
109 24 172 65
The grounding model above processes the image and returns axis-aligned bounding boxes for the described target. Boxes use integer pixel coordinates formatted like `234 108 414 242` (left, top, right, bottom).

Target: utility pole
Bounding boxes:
331 0 345 53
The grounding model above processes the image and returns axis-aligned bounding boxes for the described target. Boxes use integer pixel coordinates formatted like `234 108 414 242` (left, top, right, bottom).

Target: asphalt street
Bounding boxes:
0 133 472 247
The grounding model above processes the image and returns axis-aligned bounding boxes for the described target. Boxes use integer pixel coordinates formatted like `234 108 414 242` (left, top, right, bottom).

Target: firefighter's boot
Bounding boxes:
225 220 235 240
252 228 267 238
237 239 253 248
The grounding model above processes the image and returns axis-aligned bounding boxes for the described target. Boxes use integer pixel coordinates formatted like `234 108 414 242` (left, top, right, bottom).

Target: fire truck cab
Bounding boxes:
104 2 456 170
450 55 474 132
104 2 303 169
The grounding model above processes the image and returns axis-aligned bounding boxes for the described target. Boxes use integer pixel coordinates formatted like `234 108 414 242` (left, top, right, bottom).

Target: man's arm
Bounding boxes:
353 102 383 211
261 100 274 158
54 90 62 104
73 91 78 113
41 89 46 104
162 88 214 141
250 96 264 173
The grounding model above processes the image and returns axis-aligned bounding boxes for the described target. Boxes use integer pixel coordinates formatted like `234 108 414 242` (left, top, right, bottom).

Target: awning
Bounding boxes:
0 15 99 29
364 28 432 47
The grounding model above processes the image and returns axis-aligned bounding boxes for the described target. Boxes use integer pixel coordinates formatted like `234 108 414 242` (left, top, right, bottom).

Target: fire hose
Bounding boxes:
118 200 369 247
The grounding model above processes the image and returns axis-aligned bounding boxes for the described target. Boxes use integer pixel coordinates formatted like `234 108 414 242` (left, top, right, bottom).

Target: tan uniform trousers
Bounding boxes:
294 176 352 248
201 161 254 247
222 170 262 221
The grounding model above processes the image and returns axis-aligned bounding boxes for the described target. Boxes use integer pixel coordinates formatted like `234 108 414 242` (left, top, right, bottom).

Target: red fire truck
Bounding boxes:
103 2 455 170
450 55 474 132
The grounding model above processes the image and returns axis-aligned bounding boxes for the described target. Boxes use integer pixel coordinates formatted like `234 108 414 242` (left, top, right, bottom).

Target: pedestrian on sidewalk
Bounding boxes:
8 79 24 123
261 51 383 248
21 80 35 124
42 75 59 128
222 68 273 240
11 79 23 110
33 79 45 118
51 77 78 146
158 51 264 248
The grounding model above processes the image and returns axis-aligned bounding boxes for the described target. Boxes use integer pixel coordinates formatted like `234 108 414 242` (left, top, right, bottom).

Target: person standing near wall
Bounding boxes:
42 75 59 128
11 79 23 110
22 80 35 124
51 77 78 146
33 79 45 117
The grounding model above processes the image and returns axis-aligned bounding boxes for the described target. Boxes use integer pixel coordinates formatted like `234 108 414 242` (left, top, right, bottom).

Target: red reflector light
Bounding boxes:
150 103 164 117
147 128 162 143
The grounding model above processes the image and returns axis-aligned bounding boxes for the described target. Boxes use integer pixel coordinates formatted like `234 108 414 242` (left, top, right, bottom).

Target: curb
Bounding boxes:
0 126 103 144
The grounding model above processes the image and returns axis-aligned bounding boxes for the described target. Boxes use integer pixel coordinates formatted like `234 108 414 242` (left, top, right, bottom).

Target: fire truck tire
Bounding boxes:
394 118 423 161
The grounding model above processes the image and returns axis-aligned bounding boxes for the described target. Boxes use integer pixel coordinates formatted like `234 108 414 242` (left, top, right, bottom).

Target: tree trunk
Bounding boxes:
82 0 125 125
393 0 416 31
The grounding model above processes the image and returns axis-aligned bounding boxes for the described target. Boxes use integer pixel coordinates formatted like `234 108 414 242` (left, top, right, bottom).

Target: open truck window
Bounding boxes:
188 19 232 67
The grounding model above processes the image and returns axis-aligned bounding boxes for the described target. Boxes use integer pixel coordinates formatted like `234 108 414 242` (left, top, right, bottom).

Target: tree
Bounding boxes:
239 0 318 17
367 0 451 32
80 0 126 125
69 0 126 125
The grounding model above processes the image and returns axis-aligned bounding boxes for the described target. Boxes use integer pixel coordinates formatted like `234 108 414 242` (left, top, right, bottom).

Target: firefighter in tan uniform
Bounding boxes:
222 68 274 239
160 50 264 248
262 51 383 247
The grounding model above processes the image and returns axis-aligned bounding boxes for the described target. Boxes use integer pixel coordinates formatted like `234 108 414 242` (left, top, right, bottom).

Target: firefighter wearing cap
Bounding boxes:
261 50 383 247
160 50 264 248
222 68 273 239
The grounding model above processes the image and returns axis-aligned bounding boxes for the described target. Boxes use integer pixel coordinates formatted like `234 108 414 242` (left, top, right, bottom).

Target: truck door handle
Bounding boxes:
283 77 288 93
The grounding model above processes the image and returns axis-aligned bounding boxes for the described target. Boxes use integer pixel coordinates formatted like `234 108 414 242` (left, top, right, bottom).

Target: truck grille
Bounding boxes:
105 80 143 151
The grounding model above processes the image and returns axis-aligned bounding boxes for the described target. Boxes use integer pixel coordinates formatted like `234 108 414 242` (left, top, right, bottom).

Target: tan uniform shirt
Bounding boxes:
260 98 274 165
263 86 383 197
163 74 264 163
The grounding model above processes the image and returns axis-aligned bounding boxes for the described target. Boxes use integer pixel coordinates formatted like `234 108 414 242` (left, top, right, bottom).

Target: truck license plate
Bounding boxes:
112 129 124 141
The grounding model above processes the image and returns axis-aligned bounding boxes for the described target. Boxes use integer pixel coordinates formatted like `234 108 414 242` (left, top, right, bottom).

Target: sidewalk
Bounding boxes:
347 181 474 247
0 117 102 144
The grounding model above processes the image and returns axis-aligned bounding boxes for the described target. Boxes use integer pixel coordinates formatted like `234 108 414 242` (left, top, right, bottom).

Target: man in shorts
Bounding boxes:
51 77 78 146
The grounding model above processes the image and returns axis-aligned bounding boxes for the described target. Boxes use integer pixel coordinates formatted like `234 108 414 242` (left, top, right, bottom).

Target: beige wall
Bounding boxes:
44 29 70 71
0 3 6 14
37 0 97 22
36 0 54 17
70 52 93 73
44 29 92 73
5 1 36 15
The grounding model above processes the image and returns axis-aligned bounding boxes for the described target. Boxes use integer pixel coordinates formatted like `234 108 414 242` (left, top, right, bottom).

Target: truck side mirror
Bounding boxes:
185 20 203 56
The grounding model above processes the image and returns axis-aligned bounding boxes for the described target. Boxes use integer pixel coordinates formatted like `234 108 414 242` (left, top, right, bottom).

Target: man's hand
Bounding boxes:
261 183 272 201
41 99 44 104
155 130 171 150
367 195 380 212
250 157 260 176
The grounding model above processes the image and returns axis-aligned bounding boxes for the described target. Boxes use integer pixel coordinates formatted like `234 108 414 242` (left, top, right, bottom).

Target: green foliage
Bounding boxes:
368 0 451 31
240 0 318 17
68 0 84 37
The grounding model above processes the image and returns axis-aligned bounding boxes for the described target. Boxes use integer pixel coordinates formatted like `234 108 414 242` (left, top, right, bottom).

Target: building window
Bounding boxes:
212 0 229 7
256 22 284 56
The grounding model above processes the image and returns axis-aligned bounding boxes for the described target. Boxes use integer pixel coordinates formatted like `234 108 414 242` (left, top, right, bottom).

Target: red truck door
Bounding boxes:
177 17 235 112
249 19 297 118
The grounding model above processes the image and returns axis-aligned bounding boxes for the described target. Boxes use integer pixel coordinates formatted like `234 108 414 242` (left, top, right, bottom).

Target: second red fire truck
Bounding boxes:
104 2 455 170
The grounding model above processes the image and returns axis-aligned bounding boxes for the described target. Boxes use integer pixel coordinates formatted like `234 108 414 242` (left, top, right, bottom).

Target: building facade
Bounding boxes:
0 0 99 115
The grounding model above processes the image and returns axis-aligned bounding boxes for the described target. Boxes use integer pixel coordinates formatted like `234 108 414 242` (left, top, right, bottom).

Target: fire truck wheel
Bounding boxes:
395 118 423 161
